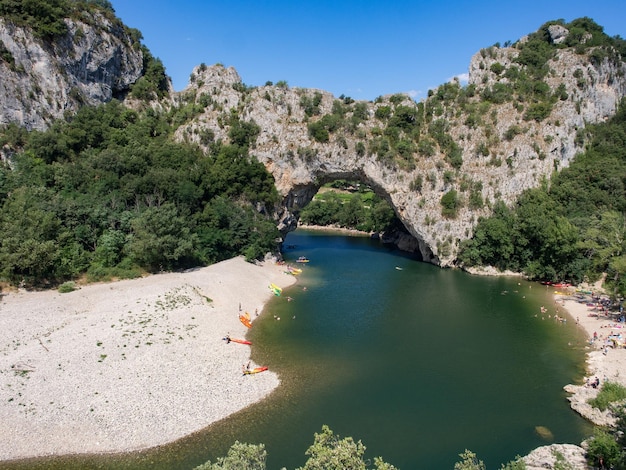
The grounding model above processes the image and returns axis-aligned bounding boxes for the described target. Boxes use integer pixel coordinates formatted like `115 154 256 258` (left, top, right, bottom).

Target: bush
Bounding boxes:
588 381 626 411
490 62 505 75
308 121 329 143
441 190 461 218
524 102 553 122
585 429 622 469
504 125 523 141
58 281 77 293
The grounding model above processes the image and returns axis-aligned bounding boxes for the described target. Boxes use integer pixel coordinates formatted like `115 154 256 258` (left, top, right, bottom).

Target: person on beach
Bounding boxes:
223 334 231 344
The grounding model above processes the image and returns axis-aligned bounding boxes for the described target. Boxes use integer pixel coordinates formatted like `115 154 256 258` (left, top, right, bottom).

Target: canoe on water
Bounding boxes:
239 314 252 328
243 366 268 375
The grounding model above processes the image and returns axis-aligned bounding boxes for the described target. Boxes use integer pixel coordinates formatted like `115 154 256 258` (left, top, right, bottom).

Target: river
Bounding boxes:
1 229 593 469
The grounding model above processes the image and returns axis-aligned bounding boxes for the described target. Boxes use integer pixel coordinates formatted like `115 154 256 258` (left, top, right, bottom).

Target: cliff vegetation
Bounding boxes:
459 102 626 297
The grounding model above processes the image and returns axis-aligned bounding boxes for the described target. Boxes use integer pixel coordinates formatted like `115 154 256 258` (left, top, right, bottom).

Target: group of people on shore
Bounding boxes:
586 376 601 388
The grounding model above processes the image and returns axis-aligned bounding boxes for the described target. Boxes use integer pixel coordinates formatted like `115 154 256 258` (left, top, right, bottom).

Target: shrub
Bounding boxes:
490 62 505 75
355 141 366 157
504 125 523 141
585 429 622 469
58 281 77 293
481 83 511 103
469 189 484 210
300 92 323 117
588 381 626 411
375 106 392 120
441 190 461 218
447 143 464 169
410 175 423 192
417 138 436 157
524 102 553 122
308 121 329 143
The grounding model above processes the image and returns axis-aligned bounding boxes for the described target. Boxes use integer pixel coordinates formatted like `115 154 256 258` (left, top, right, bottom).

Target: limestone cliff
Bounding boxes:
1 13 625 268
173 24 626 266
0 9 143 131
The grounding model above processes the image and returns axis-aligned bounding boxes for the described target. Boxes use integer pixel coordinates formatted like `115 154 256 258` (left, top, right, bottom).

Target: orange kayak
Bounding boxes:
243 366 268 375
239 314 252 328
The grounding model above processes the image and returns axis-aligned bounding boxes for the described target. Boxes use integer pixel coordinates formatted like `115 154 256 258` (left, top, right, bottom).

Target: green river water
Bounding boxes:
1 229 593 469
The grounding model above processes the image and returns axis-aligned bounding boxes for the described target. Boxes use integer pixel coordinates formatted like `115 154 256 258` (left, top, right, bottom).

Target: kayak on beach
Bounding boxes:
269 283 282 296
239 314 252 328
243 366 268 375
285 266 303 275
223 335 251 345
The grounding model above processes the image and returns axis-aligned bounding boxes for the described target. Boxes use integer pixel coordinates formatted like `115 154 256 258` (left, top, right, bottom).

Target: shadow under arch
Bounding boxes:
275 172 432 263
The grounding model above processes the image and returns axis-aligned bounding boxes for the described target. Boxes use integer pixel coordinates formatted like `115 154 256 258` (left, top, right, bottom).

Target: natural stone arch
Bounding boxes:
267 168 437 265
174 56 626 267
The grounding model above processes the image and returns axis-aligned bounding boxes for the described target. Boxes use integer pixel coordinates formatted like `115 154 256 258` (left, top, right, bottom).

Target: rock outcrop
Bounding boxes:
0 10 143 131
522 444 588 470
174 25 626 266
564 381 618 428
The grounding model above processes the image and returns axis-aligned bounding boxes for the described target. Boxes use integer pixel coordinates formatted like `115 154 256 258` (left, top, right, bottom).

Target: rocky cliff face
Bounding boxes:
174 25 626 266
2 16 625 268
0 10 143 131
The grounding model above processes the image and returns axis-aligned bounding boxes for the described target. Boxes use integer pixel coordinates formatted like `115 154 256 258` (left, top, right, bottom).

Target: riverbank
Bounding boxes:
520 289 626 470
296 223 372 237
554 289 626 427
0 256 296 461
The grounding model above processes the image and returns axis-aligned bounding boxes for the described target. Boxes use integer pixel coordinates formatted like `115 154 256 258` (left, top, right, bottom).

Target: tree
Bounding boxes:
579 211 626 296
128 203 198 271
0 187 62 285
194 442 266 470
297 425 397 470
92 229 127 268
585 429 623 469
454 450 486 470
195 196 278 264
194 427 396 470
228 118 261 149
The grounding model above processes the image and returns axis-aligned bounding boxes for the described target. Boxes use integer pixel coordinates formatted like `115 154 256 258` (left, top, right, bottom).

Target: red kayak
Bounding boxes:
223 336 251 345
243 366 268 375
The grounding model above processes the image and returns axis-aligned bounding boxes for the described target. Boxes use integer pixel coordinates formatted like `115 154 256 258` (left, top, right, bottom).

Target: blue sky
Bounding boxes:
109 0 625 101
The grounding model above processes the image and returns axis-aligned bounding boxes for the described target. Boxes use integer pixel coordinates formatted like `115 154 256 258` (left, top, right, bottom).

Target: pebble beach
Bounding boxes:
522 289 626 470
556 290 626 426
0 257 296 461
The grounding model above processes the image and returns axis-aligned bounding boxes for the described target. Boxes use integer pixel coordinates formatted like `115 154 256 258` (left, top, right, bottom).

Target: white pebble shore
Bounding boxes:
0 257 296 460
